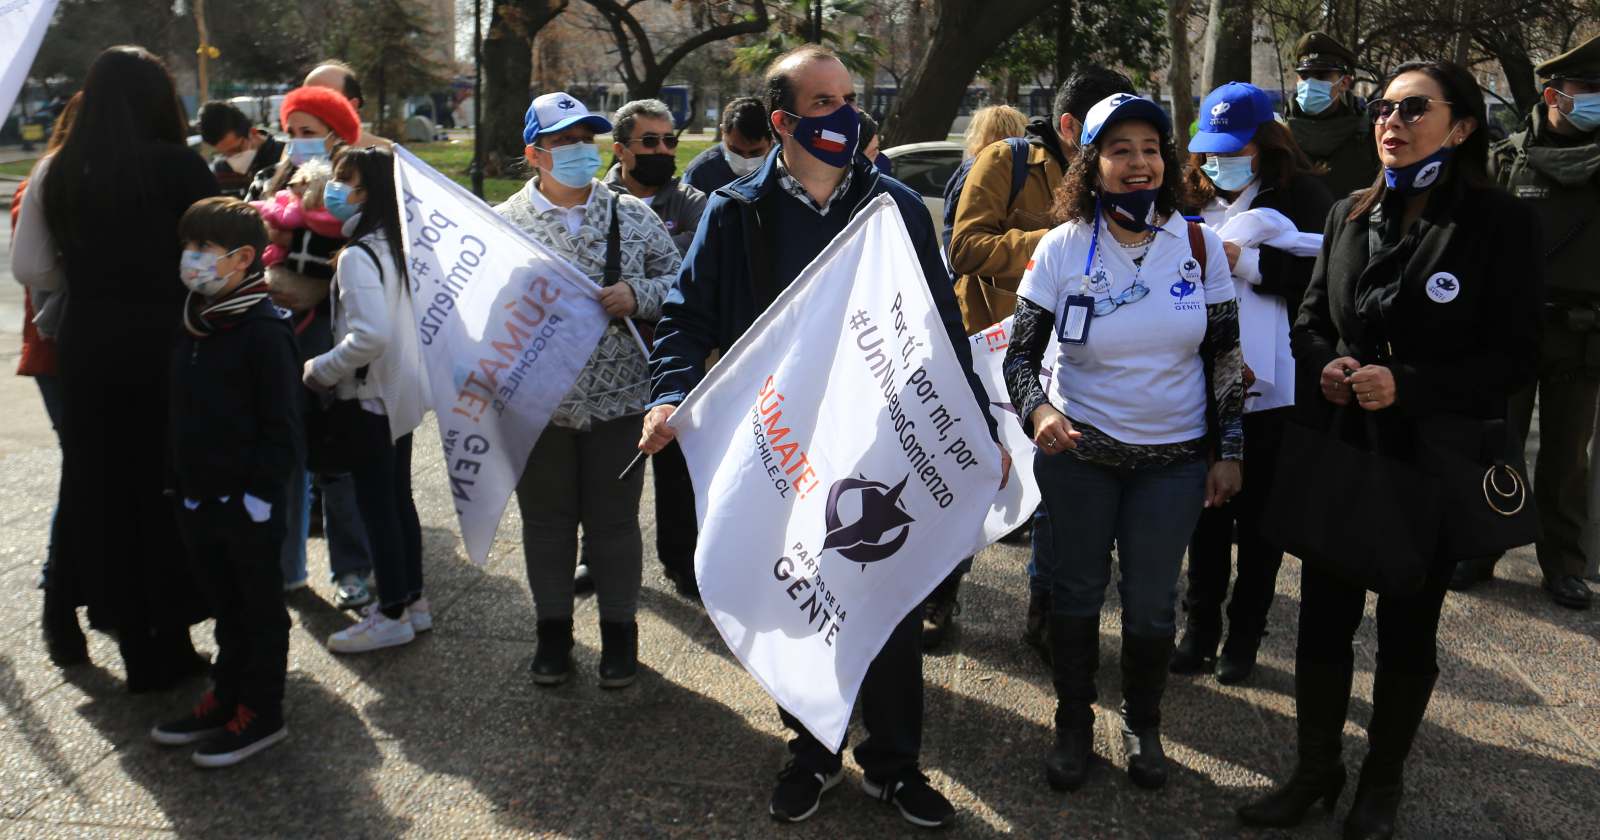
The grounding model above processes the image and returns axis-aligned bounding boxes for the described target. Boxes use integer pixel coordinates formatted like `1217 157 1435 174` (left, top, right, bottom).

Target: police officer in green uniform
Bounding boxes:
1286 32 1381 201
1458 35 1600 609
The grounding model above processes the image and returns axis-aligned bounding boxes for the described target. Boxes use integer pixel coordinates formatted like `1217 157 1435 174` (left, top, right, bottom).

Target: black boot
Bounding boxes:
530 618 574 686
1344 670 1438 840
597 620 639 689
1022 589 1053 667
1044 614 1099 791
1169 606 1220 675
1216 631 1263 685
1237 660 1353 827
42 586 87 667
1120 632 1174 789
921 573 962 651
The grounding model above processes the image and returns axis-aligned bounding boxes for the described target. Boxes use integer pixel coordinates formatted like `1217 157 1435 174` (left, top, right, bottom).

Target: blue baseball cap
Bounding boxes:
1080 93 1172 146
1189 82 1276 154
523 91 613 146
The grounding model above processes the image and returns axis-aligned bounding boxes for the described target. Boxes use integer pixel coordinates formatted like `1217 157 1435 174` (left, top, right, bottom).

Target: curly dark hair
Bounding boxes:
1051 121 1187 226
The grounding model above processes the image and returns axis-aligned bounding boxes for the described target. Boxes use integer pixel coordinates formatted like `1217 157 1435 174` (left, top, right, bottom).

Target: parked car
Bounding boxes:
883 141 964 228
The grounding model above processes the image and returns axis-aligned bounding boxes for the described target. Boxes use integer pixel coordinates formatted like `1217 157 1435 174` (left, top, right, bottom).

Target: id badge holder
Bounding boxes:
1058 294 1094 345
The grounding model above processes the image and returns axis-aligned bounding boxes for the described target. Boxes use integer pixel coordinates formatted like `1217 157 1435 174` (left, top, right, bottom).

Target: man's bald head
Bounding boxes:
763 45 853 121
305 61 363 109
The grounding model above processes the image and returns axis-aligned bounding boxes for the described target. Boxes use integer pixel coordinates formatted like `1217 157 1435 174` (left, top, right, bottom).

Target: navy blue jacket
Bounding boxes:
683 144 740 194
649 151 997 442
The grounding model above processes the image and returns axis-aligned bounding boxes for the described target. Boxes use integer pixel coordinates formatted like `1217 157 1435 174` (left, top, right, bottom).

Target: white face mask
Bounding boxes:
179 248 239 297
725 144 764 177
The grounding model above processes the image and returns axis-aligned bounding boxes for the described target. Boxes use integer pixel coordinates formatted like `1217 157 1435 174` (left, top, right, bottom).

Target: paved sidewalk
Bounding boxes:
0 213 1596 835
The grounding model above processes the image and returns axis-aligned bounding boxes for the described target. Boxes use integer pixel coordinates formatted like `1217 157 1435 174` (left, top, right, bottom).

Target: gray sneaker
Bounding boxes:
333 572 373 610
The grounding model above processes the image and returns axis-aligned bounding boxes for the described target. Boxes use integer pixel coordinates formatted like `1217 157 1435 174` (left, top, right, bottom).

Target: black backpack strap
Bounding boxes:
604 193 623 287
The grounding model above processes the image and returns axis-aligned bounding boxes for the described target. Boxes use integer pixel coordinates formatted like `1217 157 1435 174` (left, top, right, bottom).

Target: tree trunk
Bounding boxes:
1483 35 1539 114
482 1 566 175
884 0 1057 145
1054 0 1075 87
1202 0 1253 90
1167 0 1195 153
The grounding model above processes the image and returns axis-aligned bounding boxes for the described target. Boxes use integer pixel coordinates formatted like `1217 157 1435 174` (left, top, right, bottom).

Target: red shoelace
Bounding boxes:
225 704 257 735
192 691 219 720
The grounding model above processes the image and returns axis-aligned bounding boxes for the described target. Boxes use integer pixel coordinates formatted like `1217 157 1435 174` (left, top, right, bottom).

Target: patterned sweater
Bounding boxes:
495 178 681 430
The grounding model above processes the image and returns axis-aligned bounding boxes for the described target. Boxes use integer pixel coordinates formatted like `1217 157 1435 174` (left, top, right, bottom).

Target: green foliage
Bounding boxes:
731 0 884 78
980 0 1169 92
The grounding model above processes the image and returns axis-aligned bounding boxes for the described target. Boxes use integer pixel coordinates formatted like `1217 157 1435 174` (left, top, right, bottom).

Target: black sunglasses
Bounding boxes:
1366 95 1452 125
626 133 679 150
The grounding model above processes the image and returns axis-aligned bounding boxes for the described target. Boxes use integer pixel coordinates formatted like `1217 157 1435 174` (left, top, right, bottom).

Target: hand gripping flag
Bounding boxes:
670 195 1004 749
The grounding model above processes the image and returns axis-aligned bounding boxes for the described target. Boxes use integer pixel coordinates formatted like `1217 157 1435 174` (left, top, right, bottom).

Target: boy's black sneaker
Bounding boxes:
863 770 955 829
150 690 231 746
768 760 842 822
191 704 287 768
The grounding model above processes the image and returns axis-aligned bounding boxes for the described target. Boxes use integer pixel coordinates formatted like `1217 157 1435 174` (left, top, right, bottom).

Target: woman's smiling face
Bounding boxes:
1096 120 1164 194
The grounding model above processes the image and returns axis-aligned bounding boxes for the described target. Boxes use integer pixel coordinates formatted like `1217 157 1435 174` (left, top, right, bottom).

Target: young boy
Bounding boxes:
151 196 303 768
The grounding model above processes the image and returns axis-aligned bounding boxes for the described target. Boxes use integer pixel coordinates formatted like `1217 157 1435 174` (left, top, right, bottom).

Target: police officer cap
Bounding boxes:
1537 33 1600 84
1295 31 1356 74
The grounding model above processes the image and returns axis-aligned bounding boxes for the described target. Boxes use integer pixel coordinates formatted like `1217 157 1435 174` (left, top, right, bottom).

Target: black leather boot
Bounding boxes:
597 620 639 689
1344 670 1438 840
1169 606 1220 675
42 586 87 667
1044 614 1099 791
921 573 962 651
1216 630 1263 685
1120 632 1174 789
1022 589 1053 667
530 617 574 686
1237 660 1353 827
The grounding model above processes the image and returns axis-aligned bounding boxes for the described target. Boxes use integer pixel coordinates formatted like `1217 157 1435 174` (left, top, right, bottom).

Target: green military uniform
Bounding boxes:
1286 32 1381 201
1488 35 1600 604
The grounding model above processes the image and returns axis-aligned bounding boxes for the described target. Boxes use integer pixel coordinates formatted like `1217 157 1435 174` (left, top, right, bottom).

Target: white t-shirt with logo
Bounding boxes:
1017 212 1234 445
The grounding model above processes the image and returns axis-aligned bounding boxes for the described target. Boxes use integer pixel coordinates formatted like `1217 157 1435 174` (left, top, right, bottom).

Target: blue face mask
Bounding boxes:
323 180 361 222
780 103 860 169
1201 154 1256 192
543 141 601 189
1384 142 1456 195
1558 90 1600 133
1296 79 1336 116
288 137 328 167
1101 187 1161 232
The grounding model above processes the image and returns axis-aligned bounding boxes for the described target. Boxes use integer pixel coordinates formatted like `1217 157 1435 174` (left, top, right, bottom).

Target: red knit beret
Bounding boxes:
280 86 361 145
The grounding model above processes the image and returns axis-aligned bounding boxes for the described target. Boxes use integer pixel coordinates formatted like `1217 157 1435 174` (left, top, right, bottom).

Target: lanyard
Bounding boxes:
1079 198 1103 292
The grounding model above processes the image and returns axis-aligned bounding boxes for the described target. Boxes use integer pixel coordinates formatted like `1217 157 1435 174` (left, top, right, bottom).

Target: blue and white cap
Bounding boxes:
523 91 613 146
1080 93 1172 146
1189 82 1276 154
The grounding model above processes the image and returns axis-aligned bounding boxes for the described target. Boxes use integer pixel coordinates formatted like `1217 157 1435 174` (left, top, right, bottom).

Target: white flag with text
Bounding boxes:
672 196 1004 750
394 146 611 565
967 316 1047 545
0 0 59 124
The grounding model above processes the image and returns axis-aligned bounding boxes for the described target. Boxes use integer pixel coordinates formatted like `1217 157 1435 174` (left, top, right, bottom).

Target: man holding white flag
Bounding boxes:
639 47 1007 830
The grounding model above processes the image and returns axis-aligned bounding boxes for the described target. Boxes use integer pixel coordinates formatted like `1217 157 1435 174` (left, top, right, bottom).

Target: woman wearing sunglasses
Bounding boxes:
1173 82 1334 685
1239 62 1542 839
1003 93 1244 794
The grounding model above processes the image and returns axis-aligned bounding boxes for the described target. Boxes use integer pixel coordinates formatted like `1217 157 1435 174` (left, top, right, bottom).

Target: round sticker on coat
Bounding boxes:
1414 160 1443 189
1425 272 1460 303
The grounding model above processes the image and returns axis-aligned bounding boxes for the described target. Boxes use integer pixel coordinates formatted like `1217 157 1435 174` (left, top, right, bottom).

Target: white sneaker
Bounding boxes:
327 606 415 653
408 597 433 633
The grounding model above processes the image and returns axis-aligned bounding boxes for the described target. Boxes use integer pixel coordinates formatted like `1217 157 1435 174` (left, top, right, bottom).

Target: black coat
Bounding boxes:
1248 172 1335 321
51 142 219 630
1293 174 1543 428
169 299 304 506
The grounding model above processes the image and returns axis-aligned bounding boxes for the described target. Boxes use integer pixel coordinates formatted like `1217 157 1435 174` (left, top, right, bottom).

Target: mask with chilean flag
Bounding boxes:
782 103 861 169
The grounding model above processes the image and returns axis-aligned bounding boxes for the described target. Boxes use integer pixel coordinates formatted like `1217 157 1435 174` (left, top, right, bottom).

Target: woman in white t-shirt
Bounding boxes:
1002 93 1244 795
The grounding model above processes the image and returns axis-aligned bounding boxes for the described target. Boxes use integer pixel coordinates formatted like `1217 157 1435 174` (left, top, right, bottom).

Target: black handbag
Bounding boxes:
1261 410 1442 595
1413 415 1539 561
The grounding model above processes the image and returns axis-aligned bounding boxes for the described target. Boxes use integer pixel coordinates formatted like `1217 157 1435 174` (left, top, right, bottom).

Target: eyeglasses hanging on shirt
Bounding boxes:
1056 206 1153 345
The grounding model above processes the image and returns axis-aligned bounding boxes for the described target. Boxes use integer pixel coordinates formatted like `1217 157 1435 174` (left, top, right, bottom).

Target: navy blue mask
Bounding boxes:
781 104 860 169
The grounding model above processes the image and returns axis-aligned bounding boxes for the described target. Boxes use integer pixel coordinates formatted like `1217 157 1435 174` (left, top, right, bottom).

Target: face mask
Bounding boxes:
1201 154 1256 192
725 145 763 177
543 142 601 189
287 137 328 166
323 181 361 222
179 249 237 297
1559 90 1600 133
629 153 676 187
1296 79 1336 116
1101 188 1161 232
780 103 860 169
1383 133 1458 195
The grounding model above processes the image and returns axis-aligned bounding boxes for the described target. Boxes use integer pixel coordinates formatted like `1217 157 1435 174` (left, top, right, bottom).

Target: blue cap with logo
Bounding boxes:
1080 93 1172 146
1189 82 1276 154
523 91 613 146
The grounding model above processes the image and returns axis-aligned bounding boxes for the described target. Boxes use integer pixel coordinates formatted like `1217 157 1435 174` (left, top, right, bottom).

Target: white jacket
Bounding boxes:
309 219 429 440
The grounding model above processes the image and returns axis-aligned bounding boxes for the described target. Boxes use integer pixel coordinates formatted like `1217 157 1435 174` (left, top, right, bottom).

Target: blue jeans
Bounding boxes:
1027 505 1053 595
37 375 65 580
280 470 313 586
280 469 374 586
1035 451 1206 637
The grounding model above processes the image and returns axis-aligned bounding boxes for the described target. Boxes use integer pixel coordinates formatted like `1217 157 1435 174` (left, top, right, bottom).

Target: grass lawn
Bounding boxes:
406 135 716 206
0 159 37 178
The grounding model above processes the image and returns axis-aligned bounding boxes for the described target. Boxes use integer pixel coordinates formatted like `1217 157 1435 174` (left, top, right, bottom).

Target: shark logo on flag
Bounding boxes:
822 475 915 565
